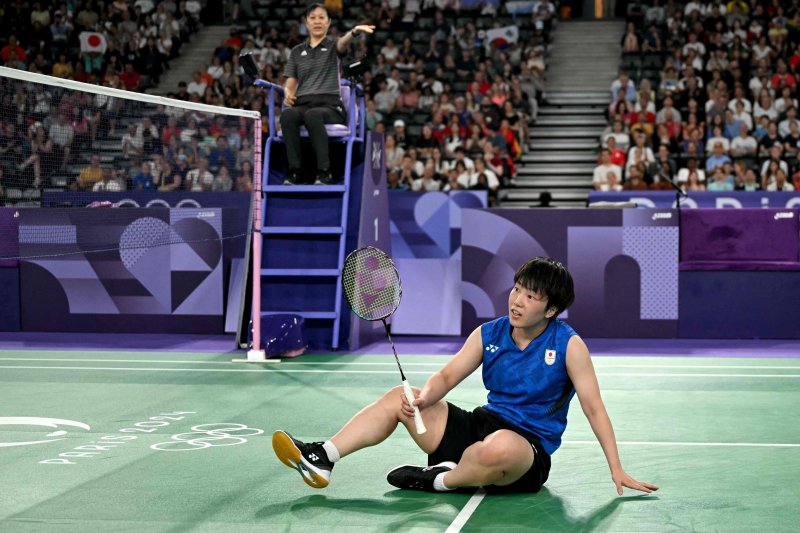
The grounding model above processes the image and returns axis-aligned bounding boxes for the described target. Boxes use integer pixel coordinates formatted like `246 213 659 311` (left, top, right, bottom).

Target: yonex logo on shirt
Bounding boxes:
485 344 499 353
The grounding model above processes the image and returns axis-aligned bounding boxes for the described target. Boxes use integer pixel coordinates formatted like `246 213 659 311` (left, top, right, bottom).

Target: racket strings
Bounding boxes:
342 248 402 321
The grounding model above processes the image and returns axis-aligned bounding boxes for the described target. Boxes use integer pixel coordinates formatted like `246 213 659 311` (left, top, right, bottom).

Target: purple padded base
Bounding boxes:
680 261 800 271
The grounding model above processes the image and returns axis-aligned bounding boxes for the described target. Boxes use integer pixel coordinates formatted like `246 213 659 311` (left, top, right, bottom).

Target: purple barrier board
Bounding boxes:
589 191 800 209
680 209 800 271
680 271 800 338
42 191 250 260
388 191 487 335
461 208 679 338
19 208 223 333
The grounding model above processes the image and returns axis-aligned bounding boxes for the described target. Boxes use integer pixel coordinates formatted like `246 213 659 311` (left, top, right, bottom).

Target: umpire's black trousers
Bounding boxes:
280 97 346 173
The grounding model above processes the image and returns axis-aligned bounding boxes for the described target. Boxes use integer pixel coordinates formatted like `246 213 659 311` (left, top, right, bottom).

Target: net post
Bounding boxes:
242 115 270 362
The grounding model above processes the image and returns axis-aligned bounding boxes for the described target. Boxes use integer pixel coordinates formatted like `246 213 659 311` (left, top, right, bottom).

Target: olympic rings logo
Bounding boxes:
150 423 264 452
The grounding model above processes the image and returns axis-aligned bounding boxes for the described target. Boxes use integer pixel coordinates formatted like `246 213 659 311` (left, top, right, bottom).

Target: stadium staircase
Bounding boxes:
500 20 624 207
151 25 234 97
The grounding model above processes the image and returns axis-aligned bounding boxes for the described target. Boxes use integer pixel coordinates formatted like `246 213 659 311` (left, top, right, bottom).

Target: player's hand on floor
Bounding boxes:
612 469 659 495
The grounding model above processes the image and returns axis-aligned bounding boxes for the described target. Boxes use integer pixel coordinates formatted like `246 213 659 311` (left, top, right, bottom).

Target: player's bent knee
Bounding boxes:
477 430 533 469
381 385 406 406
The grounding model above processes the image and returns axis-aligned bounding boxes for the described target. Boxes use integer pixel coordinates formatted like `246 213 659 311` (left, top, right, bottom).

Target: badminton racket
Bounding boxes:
341 246 426 434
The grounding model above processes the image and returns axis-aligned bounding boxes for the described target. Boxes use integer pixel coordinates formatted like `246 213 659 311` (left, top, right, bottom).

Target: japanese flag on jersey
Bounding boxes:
79 32 108 54
544 349 556 366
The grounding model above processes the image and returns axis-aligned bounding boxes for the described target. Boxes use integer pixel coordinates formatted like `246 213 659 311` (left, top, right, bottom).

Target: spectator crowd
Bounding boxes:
0 0 556 203
595 0 800 193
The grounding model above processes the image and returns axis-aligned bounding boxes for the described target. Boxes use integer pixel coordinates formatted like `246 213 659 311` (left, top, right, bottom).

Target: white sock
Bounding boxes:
433 472 454 492
322 440 340 463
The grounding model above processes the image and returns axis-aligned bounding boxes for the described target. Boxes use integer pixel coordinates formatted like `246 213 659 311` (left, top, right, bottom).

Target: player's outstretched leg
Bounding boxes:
272 430 334 489
386 462 457 492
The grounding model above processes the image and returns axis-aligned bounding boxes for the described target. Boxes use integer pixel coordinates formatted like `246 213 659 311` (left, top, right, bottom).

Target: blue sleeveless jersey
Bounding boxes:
481 316 578 455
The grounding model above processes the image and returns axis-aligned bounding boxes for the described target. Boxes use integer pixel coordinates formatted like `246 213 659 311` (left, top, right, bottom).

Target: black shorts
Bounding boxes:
428 403 551 494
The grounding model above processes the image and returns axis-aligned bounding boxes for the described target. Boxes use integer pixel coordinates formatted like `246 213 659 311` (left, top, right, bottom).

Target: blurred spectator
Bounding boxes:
705 142 732 173
208 136 236 170
49 113 74 170
213 165 233 191
610 71 636 103
187 71 208 97
681 170 706 192
393 120 409 150
185 158 214 191
385 135 404 171
601 170 623 192
412 160 442 191
461 157 500 191
606 136 627 167
119 63 142 92
398 154 419 185
731 124 757 157
75 153 103 191
736 169 761 191
626 133 655 175
622 165 649 190
133 161 156 191
766 169 794 191
779 107 799 138
604 120 631 152
1 36 27 64
677 158 706 184
93 168 126 192
386 168 409 191
593 149 623 191
757 122 782 157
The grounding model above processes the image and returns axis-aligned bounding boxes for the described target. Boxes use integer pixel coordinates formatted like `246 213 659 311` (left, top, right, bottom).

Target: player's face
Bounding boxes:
508 283 555 330
306 8 330 39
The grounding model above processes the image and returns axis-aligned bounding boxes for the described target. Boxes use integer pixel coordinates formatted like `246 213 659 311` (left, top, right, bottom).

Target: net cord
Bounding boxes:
0 66 261 120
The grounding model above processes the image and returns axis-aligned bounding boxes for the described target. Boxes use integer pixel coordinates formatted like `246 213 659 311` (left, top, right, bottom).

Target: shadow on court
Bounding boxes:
483 488 659 531
256 493 463 530
253 488 658 531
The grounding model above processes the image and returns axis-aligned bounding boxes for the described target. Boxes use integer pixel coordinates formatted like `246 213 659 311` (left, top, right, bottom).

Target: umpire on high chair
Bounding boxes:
281 3 374 185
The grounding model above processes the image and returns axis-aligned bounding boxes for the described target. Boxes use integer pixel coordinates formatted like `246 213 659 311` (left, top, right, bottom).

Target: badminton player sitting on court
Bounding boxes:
273 258 658 495
281 3 374 185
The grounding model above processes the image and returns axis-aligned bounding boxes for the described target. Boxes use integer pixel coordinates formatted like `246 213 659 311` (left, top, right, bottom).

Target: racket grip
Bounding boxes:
402 379 427 435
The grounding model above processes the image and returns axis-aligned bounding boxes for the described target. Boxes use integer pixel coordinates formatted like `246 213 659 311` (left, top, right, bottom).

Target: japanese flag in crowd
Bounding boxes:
485 25 519 47
79 32 108 54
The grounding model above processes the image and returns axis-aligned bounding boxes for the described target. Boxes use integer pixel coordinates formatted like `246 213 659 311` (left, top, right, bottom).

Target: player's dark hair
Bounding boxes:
305 3 329 18
514 257 575 317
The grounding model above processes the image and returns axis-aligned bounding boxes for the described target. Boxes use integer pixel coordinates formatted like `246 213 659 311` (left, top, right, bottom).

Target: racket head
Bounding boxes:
342 246 402 321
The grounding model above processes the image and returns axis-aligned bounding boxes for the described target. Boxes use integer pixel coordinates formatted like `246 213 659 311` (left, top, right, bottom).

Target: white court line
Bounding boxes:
596 372 800 378
445 489 486 533
0 357 443 366
1 358 800 370
563 440 800 448
1 365 800 378
593 364 800 370
0 365 429 374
